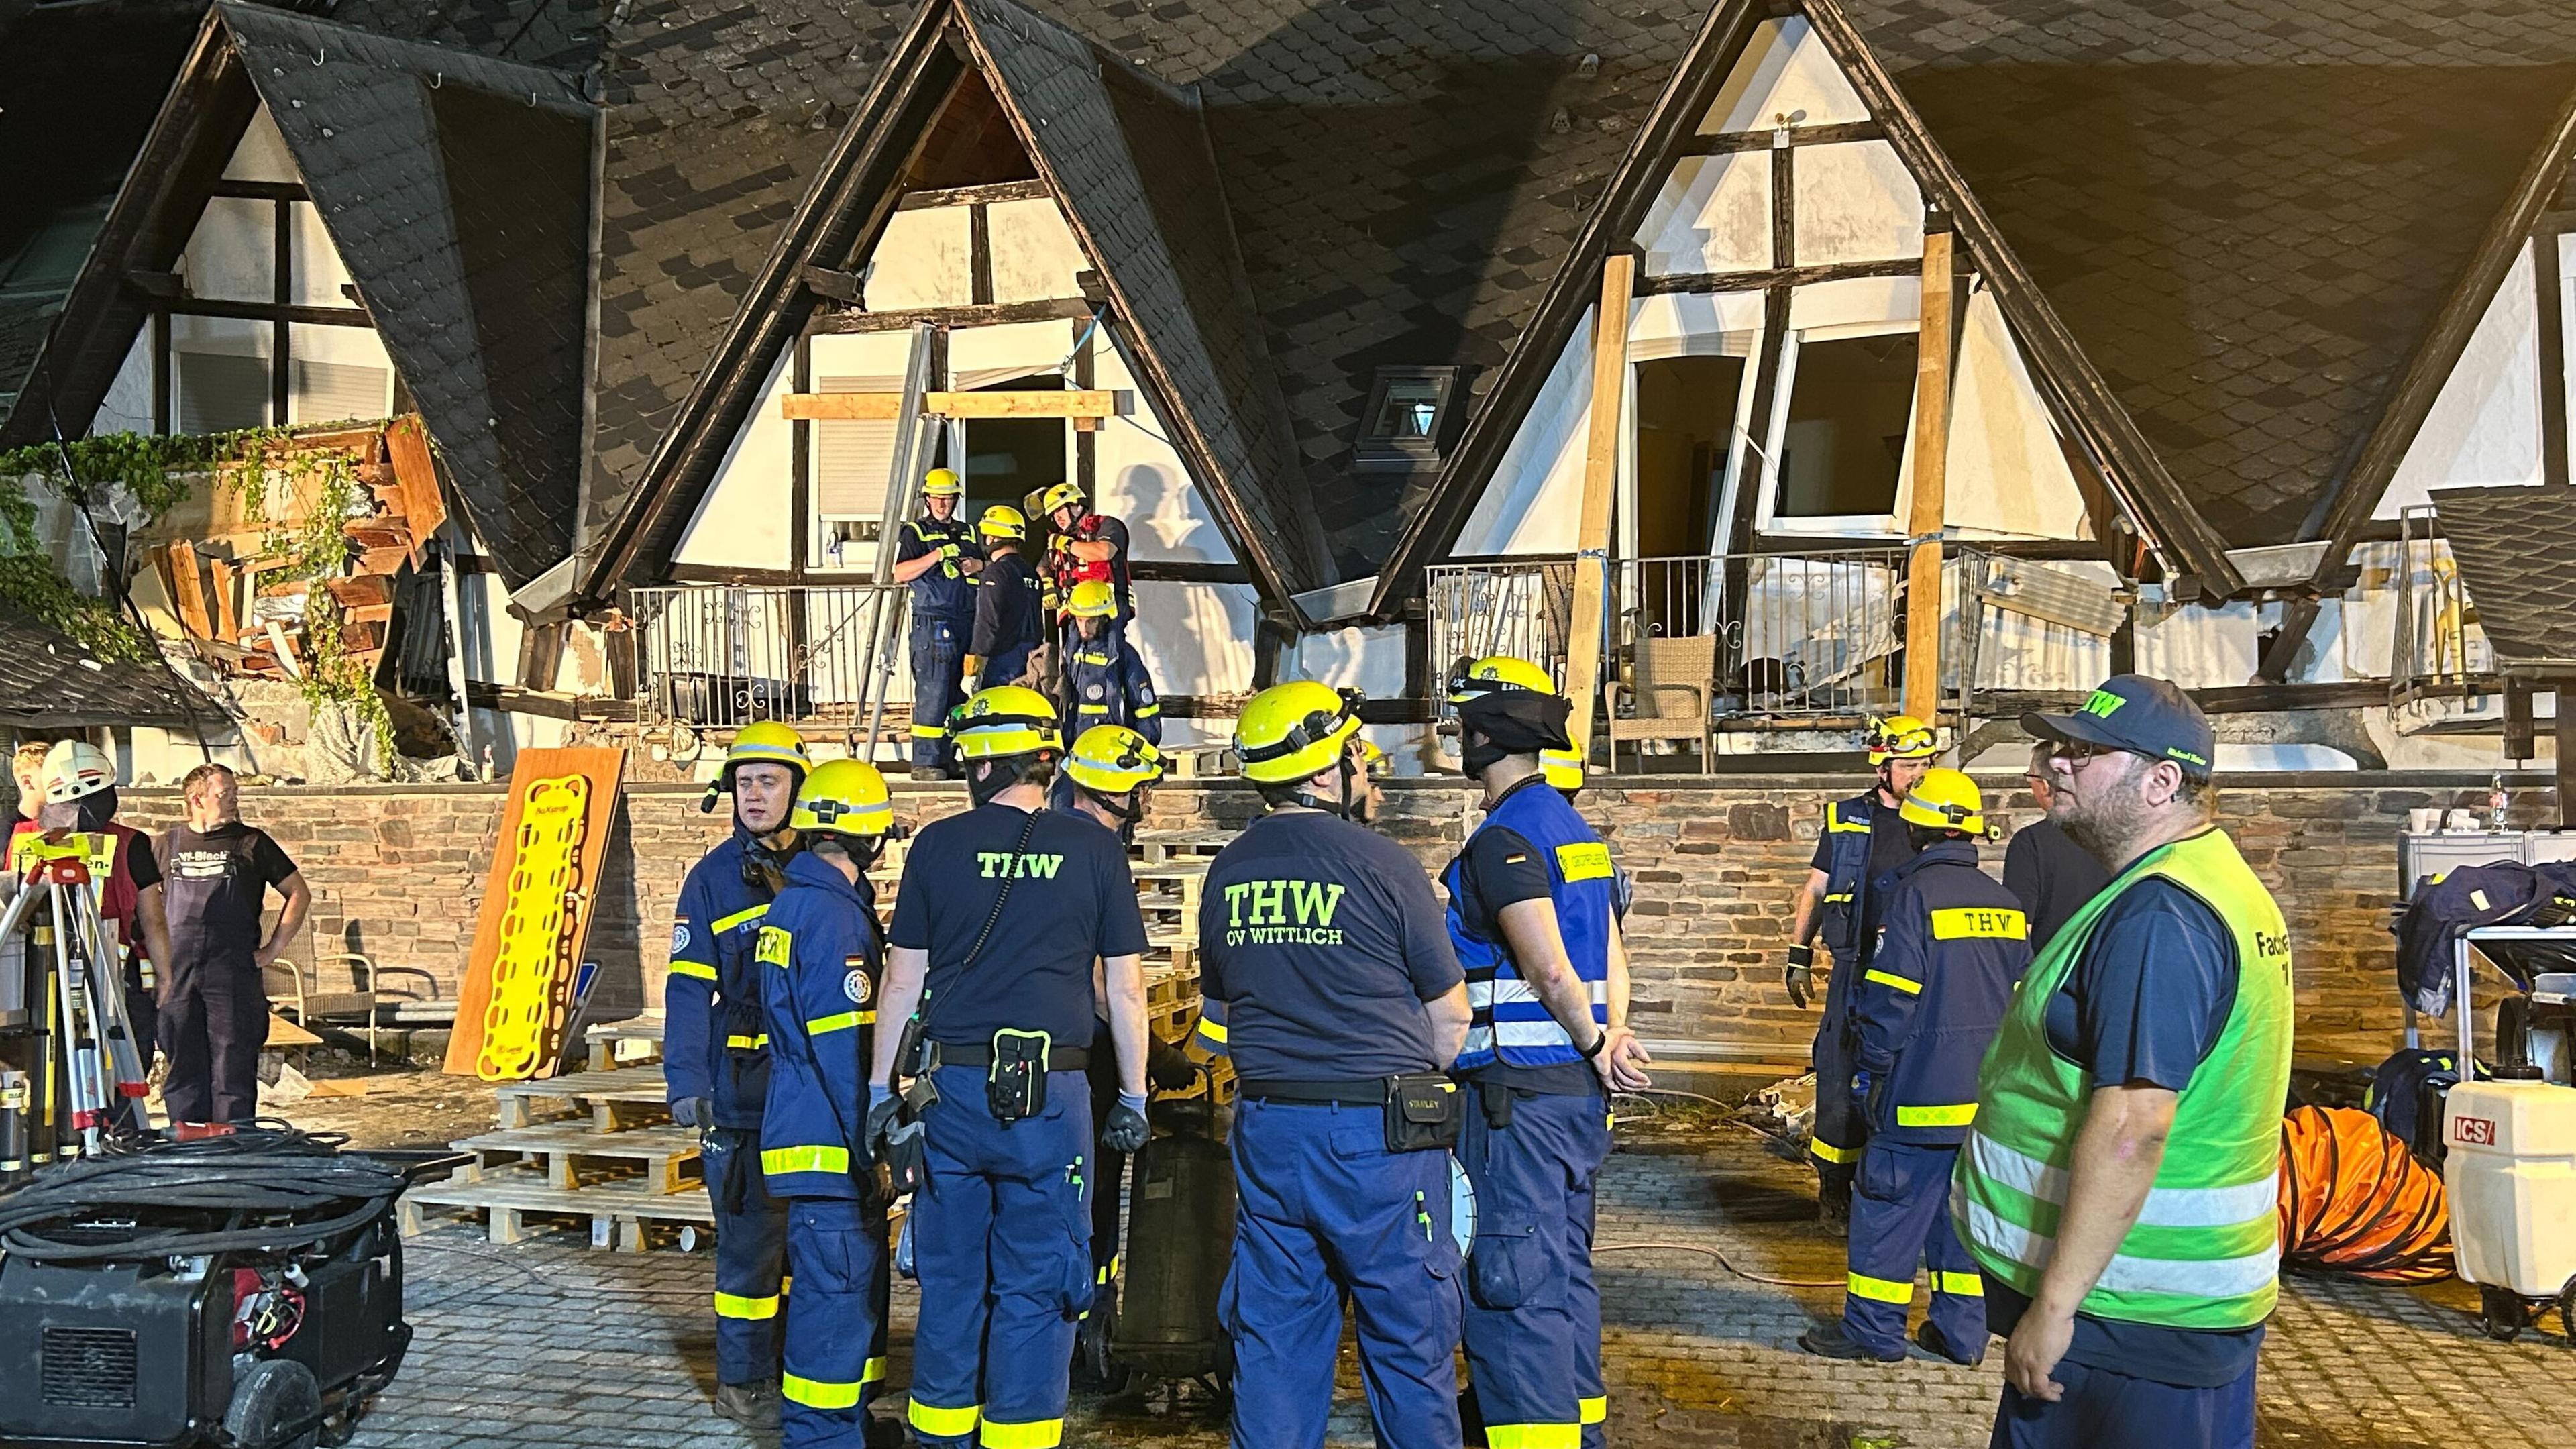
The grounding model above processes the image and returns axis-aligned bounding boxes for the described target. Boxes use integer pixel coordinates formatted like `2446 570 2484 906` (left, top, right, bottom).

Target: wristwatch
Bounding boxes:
1579 1027 1610 1060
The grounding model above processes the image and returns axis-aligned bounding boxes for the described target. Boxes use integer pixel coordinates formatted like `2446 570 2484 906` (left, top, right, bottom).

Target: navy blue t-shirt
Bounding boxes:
1200 811 1462 1083
1996 874 2261 1389
888 800 1147 1046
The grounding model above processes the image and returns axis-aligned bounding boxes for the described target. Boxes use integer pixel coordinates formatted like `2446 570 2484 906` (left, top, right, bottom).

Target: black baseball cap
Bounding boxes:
2022 674 2214 780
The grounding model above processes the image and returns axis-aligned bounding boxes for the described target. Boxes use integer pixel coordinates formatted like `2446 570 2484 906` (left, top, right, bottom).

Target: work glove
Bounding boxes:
669 1096 710 1129
1849 1069 1874 1102
864 1085 903 1157
1146 1036 1196 1091
1101 1092 1150 1154
1785 944 1815 1010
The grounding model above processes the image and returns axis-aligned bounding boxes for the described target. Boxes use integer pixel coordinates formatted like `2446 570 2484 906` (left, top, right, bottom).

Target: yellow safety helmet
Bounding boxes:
950 685 1062 761
1066 724 1166 795
922 468 963 499
1868 714 1939 765
1355 738 1390 777
1235 680 1364 785
1898 767 1984 835
1540 747 1583 794
725 720 810 781
1446 653 1555 705
1040 482 1087 516
1067 579 1118 619
979 504 1026 541
790 759 895 839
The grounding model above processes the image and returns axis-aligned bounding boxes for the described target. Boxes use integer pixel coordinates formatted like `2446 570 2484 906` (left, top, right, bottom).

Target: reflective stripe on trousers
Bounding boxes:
1459 1089 1611 1449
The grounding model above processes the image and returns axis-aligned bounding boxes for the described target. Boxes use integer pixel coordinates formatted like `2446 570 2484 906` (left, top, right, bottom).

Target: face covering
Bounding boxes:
1454 693 1572 777
40 786 117 833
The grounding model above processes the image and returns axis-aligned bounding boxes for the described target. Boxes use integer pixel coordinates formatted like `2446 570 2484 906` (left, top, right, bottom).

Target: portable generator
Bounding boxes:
0 1127 454 1449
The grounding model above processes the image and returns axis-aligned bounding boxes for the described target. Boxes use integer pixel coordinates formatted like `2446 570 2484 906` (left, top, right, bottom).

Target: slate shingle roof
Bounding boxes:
0 605 205 730
2433 486 2576 674
220 3 596 587
1839 0 2576 548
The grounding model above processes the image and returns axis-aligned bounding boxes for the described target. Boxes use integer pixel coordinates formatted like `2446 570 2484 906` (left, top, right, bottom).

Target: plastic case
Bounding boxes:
2443 1080 2576 1297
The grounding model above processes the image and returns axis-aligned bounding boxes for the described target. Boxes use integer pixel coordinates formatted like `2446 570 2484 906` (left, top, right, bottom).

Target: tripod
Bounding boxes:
0 834 150 1177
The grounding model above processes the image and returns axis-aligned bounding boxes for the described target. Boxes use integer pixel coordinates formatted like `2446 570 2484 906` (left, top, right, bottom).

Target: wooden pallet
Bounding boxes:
398 1164 714 1250
452 1122 700 1193
491 1065 672 1131
584 1016 669 1073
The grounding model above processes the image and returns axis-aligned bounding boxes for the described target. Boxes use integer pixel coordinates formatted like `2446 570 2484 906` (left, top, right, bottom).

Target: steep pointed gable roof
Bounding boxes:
1831 0 2576 552
221 3 595 586
586 0 1334 609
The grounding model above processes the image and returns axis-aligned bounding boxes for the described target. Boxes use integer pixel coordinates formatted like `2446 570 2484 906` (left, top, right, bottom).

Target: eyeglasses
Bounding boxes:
2049 739 2135 770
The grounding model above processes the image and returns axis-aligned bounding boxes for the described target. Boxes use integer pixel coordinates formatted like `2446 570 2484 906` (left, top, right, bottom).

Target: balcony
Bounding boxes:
628 583 910 729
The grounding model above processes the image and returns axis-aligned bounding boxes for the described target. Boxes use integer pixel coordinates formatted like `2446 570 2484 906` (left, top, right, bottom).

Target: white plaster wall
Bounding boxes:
1794 142 1921 265
674 350 794 570
1454 309 1593 555
289 201 353 309
2133 599 2261 687
1281 622 1409 698
987 198 1087 304
181 197 274 303
1639 153 1770 276
1945 289 2090 540
865 208 972 311
96 331 155 435
1091 331 1235 564
947 317 1073 386
2377 236 2548 518
1697 17 1871 134
1128 578 1257 712
1788 275 1919 331
223 108 297 184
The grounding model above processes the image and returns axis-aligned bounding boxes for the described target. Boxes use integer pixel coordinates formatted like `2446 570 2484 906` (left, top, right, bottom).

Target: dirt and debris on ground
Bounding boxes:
280 1065 2570 1449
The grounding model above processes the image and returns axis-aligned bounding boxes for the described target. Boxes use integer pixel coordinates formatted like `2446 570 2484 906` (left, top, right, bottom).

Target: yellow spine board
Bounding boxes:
475 775 592 1081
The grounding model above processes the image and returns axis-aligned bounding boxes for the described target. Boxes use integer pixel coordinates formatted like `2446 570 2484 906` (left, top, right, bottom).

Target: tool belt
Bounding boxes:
929 1039 1092 1072
1460 1061 1601 1130
1242 1073 1462 1152
926 1033 1089 1124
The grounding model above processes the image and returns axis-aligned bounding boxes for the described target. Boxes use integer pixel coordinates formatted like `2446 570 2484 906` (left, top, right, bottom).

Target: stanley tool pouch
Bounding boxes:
1384 1073 1464 1154
875 1114 928 1202
988 1029 1052 1123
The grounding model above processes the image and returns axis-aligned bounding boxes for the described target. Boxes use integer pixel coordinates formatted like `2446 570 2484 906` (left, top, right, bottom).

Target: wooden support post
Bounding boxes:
1901 227 1957 722
2559 688 2575 830
1564 252 1635 767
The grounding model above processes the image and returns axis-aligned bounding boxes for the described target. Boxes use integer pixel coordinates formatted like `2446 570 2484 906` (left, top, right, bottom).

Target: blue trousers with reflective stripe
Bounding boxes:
1991 1356 2256 1449
782 1197 889 1446
1458 1089 1609 1447
909 1065 1091 1445
1221 1098 1463 1449
1810 952 1868 1199
1844 1138 1983 1356
911 616 967 770
704 1126 790 1385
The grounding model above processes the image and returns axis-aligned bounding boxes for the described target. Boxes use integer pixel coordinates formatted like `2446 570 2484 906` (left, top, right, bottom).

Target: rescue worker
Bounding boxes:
1053 724 1192 1381
894 468 985 780
1786 714 1937 1226
1442 655 1582 795
755 759 899 1446
1063 580 1161 785
1799 769 2027 1366
1039 482 1131 708
1440 657 1652 1449
666 721 808 1427
1204 680 1472 1449
866 686 1153 1449
1966 677 2290 1449
964 504 1044 692
12 741 169 1118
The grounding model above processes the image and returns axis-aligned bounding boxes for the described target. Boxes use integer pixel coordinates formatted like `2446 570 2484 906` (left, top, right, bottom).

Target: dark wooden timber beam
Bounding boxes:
1638 256 1920 294
1678 121 1882 154
811 296 1092 333
896 178 1050 210
803 266 865 303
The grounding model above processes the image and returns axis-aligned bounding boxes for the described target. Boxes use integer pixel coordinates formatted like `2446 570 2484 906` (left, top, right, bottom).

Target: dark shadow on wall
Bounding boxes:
583 796 647 1022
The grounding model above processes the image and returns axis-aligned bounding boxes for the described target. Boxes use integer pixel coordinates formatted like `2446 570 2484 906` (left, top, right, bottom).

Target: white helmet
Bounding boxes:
41 740 115 803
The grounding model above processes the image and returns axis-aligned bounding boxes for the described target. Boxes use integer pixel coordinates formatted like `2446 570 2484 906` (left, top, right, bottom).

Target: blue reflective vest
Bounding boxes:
901 515 983 619
665 829 784 1128
756 853 883 1199
1849 839 2031 1146
1066 634 1161 743
1446 777 1617 1071
1817 791 1882 959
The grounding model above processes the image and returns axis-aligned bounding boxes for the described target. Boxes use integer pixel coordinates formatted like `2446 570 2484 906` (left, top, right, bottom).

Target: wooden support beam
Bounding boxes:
1638 256 1922 295
780 388 1116 421
2538 235 2569 492
2561 689 2575 830
1564 252 1635 765
802 266 865 303
1679 120 1882 154
1901 228 1957 722
814 296 1093 333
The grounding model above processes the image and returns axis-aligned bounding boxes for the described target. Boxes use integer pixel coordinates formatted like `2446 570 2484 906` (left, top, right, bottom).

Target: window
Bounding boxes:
1355 366 1462 471
1768 331 1917 523
290 360 390 425
813 373 906 527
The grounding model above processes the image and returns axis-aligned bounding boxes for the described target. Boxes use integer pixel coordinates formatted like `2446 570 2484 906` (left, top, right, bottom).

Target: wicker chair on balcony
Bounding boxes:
1602 633 1715 773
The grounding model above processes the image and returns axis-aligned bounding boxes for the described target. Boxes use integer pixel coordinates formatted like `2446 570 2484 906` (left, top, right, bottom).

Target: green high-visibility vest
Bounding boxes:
1952 827 2292 1330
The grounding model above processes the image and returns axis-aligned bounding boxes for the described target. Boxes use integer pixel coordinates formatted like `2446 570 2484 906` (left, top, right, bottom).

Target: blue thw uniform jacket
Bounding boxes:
1446 777 1617 1071
1067 635 1161 743
900 516 984 619
667 830 788 1129
1849 839 2032 1146
755 853 885 1197
1816 792 1881 961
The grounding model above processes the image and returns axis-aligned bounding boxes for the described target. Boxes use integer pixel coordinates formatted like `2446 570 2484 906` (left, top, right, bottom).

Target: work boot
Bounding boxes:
712 1381 777 1428
1798 1323 1902 1362
864 1409 906 1448
1915 1320 1986 1367
910 765 953 782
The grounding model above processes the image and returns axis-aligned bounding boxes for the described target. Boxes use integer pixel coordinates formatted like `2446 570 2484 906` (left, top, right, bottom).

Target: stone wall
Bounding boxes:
117 771 2561 1063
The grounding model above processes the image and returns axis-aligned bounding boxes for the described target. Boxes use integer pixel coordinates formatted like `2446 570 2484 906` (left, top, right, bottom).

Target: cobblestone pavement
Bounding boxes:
360 1112 2569 1449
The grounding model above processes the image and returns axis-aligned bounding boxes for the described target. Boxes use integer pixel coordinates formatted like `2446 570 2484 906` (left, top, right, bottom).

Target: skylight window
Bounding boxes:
1356 366 1462 472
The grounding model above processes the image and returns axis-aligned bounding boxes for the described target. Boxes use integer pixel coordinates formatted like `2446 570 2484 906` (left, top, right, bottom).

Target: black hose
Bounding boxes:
0 1122 409 1263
